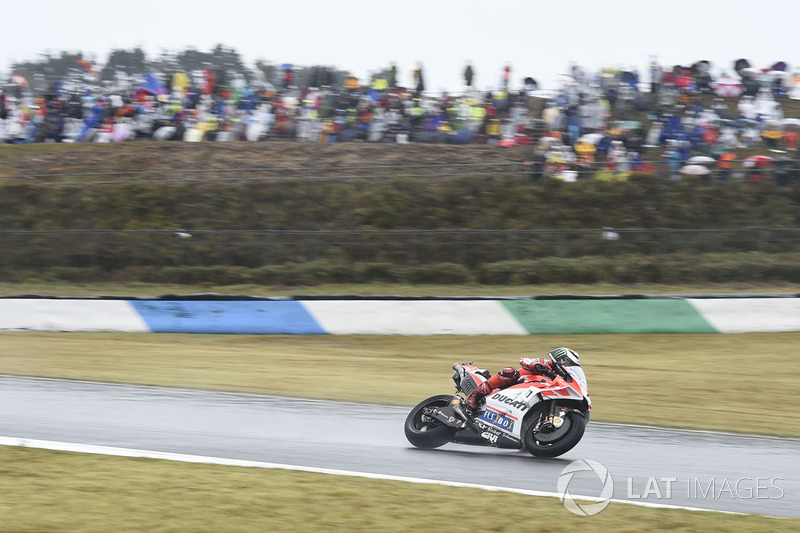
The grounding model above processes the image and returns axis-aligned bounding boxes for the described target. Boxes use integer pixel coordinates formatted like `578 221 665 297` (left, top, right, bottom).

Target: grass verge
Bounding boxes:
2 332 799 437
0 281 797 298
0 446 797 532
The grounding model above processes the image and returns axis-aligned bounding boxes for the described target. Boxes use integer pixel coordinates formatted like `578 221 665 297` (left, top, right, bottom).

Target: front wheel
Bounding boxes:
521 404 587 458
404 394 457 449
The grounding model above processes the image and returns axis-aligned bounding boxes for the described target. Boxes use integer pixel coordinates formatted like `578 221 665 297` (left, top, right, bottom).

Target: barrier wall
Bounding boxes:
1 295 798 334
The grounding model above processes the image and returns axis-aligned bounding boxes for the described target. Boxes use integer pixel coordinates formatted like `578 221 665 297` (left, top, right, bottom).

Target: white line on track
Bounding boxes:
0 435 747 516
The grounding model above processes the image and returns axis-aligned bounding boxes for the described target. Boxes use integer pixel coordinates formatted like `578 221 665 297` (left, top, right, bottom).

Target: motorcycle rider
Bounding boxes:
465 347 581 410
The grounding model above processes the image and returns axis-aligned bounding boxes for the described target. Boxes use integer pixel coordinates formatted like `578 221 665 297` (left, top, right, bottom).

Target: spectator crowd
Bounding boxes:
0 64 536 146
2 58 800 184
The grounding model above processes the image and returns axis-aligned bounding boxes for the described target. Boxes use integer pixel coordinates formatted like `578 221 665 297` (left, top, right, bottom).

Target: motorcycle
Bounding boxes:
404 359 591 457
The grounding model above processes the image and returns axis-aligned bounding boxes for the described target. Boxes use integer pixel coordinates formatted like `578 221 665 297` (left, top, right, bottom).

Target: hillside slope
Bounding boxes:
0 142 532 177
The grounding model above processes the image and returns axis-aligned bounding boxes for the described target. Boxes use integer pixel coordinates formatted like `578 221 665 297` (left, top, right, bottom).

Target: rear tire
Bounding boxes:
404 395 457 449
521 404 587 458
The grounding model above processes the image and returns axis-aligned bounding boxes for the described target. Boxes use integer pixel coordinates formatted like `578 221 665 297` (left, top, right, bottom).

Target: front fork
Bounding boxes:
537 401 567 431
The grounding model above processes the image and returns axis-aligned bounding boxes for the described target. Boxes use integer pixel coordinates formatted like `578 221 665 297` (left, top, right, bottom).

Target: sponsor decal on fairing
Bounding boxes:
477 406 518 432
488 392 530 412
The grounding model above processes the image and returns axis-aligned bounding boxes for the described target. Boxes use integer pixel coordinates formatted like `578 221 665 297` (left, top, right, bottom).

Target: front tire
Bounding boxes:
522 404 587 458
404 394 457 449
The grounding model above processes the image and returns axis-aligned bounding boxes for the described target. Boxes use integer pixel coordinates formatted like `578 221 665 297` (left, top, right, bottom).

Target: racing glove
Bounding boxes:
534 363 557 380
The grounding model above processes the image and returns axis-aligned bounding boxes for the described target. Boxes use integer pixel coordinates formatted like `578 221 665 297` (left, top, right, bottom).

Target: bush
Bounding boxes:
3 178 800 237
404 263 474 284
252 261 336 286
160 266 254 285
477 261 540 284
6 253 800 286
251 265 285 285
44 266 100 283
477 253 800 285
351 262 400 283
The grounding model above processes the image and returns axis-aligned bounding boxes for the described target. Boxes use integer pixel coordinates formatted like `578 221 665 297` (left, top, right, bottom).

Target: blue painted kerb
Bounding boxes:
129 300 326 334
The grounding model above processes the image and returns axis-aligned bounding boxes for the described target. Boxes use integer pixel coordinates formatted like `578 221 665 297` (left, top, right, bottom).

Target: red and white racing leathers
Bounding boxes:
465 357 555 410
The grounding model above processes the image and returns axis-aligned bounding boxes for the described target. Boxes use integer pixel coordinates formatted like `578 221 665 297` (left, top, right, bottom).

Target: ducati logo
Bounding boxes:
489 393 529 411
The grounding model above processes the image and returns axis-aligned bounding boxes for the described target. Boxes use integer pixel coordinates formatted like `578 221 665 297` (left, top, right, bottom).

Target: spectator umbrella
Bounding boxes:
714 77 743 98
743 155 774 168
687 156 716 165
680 164 711 176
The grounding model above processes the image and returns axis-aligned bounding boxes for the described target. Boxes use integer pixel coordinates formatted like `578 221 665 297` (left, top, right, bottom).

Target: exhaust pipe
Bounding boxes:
451 399 484 434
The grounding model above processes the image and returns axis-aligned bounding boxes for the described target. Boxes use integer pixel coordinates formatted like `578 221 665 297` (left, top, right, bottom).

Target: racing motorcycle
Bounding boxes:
404 359 591 457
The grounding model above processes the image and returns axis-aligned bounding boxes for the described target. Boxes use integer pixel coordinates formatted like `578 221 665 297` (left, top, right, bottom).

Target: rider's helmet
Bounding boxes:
548 347 581 367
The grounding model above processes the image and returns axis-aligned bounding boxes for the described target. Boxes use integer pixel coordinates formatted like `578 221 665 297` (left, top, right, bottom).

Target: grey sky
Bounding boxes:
3 0 797 92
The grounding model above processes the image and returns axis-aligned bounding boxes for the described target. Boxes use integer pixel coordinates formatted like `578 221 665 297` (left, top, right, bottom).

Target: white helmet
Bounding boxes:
548 347 581 367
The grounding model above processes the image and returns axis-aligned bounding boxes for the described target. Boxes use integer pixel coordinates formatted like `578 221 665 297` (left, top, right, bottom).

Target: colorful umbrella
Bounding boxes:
743 155 774 168
687 156 716 165
680 164 711 176
714 78 743 98
538 136 560 146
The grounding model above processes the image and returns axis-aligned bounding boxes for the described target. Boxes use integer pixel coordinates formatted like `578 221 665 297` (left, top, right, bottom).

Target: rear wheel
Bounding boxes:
521 403 587 458
404 395 457 449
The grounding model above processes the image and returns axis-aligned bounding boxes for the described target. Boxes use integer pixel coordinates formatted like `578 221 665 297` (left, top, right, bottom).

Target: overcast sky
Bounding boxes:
3 0 798 93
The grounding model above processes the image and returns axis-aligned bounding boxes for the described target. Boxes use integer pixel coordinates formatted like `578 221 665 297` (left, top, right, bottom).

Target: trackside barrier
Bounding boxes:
1 295 798 334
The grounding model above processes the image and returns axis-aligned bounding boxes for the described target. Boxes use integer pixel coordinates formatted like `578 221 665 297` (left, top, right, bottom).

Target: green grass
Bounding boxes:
0 446 796 532
2 332 800 437
0 280 797 298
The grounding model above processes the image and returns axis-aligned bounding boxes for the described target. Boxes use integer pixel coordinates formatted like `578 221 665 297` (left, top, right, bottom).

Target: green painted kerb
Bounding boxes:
502 299 719 334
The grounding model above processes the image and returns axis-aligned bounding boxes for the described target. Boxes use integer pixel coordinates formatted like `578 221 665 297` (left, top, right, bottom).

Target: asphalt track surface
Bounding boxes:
1 375 798 518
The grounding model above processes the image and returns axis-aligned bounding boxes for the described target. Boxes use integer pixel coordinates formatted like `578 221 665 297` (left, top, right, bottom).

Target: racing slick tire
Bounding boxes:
521 403 587 458
404 394 457 449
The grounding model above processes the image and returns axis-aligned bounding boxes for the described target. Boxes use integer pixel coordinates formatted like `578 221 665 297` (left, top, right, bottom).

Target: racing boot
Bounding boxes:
465 367 520 411
465 381 492 412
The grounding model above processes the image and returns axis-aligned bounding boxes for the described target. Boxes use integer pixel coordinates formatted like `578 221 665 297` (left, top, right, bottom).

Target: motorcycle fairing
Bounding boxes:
476 405 519 433
480 387 537 438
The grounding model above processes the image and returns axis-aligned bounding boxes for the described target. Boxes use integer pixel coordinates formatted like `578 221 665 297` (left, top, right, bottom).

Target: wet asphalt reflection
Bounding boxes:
0 375 797 517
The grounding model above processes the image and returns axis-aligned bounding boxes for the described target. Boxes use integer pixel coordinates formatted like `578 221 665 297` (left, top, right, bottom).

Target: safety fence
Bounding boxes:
2 228 799 269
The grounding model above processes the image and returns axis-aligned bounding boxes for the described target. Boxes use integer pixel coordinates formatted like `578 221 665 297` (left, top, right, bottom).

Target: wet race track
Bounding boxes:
1 375 798 517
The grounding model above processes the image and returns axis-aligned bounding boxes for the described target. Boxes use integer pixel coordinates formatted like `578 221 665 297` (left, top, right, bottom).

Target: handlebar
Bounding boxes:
552 362 573 383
